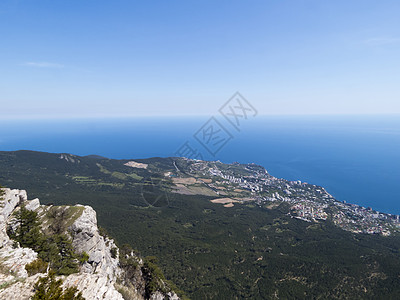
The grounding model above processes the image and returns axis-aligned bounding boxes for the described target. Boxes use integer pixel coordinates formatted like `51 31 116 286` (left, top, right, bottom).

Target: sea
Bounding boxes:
1 115 399 214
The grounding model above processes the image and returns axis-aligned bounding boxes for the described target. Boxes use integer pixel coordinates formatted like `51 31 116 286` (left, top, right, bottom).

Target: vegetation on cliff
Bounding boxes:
7 205 85 276
32 271 84 300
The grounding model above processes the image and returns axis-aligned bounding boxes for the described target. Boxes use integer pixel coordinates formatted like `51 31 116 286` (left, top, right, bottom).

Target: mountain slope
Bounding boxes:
1 150 400 299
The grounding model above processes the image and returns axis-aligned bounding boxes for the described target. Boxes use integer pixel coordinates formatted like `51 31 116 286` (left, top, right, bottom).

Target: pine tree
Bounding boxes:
12 205 44 251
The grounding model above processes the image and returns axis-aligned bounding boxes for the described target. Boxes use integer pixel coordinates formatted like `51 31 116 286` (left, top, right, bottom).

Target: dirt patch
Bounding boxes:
265 202 280 209
172 184 195 195
223 203 234 208
210 198 239 204
124 161 148 169
198 178 212 183
172 177 197 185
235 197 255 202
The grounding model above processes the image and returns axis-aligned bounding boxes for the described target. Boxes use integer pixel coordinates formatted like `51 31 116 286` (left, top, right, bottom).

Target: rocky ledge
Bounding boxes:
0 188 179 300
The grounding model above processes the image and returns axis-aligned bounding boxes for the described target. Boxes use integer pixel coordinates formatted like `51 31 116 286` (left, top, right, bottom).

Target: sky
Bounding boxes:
1 0 400 118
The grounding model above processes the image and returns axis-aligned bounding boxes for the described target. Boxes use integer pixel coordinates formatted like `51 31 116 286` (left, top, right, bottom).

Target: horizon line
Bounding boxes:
1 112 400 121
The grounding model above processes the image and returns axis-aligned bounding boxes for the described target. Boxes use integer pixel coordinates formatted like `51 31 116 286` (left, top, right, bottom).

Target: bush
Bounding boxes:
32 271 85 300
119 244 140 257
98 226 109 238
110 247 118 259
25 258 48 276
79 252 89 264
142 256 168 297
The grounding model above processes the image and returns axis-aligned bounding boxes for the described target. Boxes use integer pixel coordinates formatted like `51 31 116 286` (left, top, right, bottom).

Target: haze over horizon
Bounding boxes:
1 0 400 118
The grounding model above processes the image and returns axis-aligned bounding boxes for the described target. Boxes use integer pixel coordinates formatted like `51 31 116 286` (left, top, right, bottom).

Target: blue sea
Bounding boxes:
1 115 399 214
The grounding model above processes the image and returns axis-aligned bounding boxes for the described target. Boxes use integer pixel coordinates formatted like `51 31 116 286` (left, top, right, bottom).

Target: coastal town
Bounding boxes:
171 158 400 236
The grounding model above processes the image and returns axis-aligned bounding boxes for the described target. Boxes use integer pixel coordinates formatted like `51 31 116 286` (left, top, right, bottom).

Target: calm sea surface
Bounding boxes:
1 115 399 214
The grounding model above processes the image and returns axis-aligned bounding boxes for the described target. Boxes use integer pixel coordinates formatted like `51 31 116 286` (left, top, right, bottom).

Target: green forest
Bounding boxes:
1 150 400 299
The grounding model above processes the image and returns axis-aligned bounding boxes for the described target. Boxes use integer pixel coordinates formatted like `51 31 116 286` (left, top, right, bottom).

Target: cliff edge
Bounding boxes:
0 188 179 300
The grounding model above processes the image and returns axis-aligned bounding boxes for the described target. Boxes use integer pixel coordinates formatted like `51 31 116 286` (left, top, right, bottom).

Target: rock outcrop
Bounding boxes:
0 189 27 248
0 187 179 300
0 189 37 280
69 205 120 279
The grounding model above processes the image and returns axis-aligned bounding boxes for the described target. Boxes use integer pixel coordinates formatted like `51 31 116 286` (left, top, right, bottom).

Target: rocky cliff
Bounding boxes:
0 188 179 300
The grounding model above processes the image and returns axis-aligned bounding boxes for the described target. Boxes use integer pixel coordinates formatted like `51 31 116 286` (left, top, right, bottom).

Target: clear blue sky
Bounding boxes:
1 0 400 118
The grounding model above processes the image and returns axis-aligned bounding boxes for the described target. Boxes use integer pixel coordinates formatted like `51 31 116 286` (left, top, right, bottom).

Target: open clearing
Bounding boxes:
172 177 197 185
210 198 240 204
124 161 148 169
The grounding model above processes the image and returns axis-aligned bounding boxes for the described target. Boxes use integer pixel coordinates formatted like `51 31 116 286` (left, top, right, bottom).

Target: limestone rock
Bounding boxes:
25 198 40 212
0 189 26 221
69 205 121 281
0 187 179 300
0 246 37 278
0 273 42 300
0 189 29 248
62 274 124 300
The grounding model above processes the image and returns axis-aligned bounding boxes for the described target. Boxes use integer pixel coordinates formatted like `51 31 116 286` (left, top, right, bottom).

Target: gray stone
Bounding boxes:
25 198 40 211
0 188 178 300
